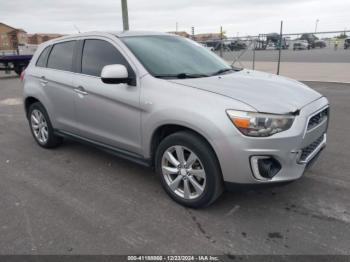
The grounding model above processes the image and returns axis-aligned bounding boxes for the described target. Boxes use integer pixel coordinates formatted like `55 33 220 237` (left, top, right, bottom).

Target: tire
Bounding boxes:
14 63 26 76
28 102 63 148
155 131 224 208
14 66 23 76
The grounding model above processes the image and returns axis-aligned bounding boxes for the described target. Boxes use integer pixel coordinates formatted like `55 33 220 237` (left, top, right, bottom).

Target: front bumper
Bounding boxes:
216 96 329 184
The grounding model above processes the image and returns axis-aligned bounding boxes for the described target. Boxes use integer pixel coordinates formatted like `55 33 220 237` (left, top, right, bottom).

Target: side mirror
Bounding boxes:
101 64 130 84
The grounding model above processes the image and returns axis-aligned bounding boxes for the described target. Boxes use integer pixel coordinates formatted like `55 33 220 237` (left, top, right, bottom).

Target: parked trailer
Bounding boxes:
0 44 36 75
0 54 33 75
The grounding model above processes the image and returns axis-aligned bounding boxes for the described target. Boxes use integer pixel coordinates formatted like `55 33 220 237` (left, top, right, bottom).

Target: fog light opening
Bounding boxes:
250 156 282 180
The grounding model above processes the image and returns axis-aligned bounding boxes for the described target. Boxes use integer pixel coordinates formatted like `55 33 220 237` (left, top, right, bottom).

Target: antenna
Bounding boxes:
73 24 81 33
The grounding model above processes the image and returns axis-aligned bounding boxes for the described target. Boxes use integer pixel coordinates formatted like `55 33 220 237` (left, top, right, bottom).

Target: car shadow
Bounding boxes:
58 138 304 212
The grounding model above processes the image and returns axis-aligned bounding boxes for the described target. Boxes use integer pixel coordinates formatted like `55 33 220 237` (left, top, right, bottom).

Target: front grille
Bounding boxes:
300 135 324 162
307 108 328 131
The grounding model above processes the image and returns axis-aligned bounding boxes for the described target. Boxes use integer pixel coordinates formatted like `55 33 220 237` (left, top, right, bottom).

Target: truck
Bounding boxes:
255 33 289 50
299 33 326 48
345 38 350 49
0 44 37 76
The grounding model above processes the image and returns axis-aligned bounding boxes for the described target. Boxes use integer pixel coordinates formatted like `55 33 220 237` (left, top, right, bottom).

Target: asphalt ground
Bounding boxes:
220 48 350 63
0 77 349 255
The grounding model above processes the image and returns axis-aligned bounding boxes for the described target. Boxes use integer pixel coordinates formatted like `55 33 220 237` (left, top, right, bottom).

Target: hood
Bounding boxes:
169 69 322 114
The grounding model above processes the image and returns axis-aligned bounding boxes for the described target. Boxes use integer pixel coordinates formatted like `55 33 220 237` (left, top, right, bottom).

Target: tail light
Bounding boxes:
20 70 25 81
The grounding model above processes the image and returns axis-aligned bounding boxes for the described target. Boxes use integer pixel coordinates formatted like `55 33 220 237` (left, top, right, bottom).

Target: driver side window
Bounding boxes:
81 39 133 77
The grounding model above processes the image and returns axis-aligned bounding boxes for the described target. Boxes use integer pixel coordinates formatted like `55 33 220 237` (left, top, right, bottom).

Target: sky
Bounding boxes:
1 0 349 37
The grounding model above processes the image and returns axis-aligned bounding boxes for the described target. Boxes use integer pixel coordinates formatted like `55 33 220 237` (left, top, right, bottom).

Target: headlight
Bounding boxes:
226 110 295 137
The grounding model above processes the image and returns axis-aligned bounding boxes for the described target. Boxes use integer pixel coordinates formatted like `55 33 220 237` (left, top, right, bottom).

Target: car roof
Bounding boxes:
111 31 171 37
46 31 173 43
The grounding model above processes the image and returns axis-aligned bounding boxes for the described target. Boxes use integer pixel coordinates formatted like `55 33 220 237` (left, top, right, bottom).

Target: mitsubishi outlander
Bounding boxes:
22 31 329 207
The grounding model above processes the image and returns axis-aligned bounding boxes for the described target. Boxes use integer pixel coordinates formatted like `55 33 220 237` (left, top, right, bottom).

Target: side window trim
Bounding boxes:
73 40 83 73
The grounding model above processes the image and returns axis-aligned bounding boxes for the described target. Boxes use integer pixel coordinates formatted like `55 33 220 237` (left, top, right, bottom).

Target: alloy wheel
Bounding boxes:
30 109 49 144
161 145 206 200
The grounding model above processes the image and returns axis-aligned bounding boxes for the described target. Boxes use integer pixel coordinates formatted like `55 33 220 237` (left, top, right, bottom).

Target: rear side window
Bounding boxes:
81 39 131 77
47 41 75 72
36 46 51 67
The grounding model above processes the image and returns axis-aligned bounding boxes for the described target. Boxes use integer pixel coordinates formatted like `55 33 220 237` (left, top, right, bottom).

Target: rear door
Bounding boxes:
73 38 142 154
43 40 79 133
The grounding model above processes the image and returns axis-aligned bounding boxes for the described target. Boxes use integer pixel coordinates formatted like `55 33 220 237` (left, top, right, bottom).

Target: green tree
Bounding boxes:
336 32 348 39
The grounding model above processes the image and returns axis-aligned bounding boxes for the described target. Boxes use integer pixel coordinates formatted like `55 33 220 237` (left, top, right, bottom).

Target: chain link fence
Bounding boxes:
195 29 350 82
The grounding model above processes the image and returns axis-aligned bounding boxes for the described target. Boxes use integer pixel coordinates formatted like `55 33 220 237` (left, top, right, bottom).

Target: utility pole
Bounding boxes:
315 19 319 33
121 0 129 31
252 39 256 70
277 20 283 75
220 26 223 57
176 22 178 33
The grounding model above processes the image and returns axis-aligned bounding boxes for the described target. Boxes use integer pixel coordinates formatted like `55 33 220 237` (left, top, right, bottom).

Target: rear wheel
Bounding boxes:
155 131 223 208
14 66 23 76
28 102 62 148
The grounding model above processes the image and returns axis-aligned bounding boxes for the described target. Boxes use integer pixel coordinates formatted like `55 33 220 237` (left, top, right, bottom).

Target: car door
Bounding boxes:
73 38 142 155
42 40 79 134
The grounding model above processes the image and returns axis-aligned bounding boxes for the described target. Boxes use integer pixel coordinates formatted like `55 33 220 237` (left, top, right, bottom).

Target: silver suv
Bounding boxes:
23 31 329 207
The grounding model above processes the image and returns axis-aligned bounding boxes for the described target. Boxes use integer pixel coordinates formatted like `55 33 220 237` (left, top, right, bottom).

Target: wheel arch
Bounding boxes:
24 96 41 118
149 124 222 172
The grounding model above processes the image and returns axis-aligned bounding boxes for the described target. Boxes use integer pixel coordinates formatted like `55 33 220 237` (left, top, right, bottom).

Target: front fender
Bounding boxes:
142 108 226 159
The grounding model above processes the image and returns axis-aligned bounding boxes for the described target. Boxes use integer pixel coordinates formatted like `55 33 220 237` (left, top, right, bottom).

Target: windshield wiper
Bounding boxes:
154 73 209 79
176 73 209 79
210 68 234 76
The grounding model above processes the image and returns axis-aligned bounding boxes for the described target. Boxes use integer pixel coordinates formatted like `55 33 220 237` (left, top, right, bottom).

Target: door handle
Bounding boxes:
74 86 88 95
39 76 48 86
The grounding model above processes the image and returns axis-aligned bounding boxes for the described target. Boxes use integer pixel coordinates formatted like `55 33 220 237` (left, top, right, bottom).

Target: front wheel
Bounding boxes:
155 131 223 208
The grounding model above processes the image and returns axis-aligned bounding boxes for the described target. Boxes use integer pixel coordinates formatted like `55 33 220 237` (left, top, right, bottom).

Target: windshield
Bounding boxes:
121 35 232 78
